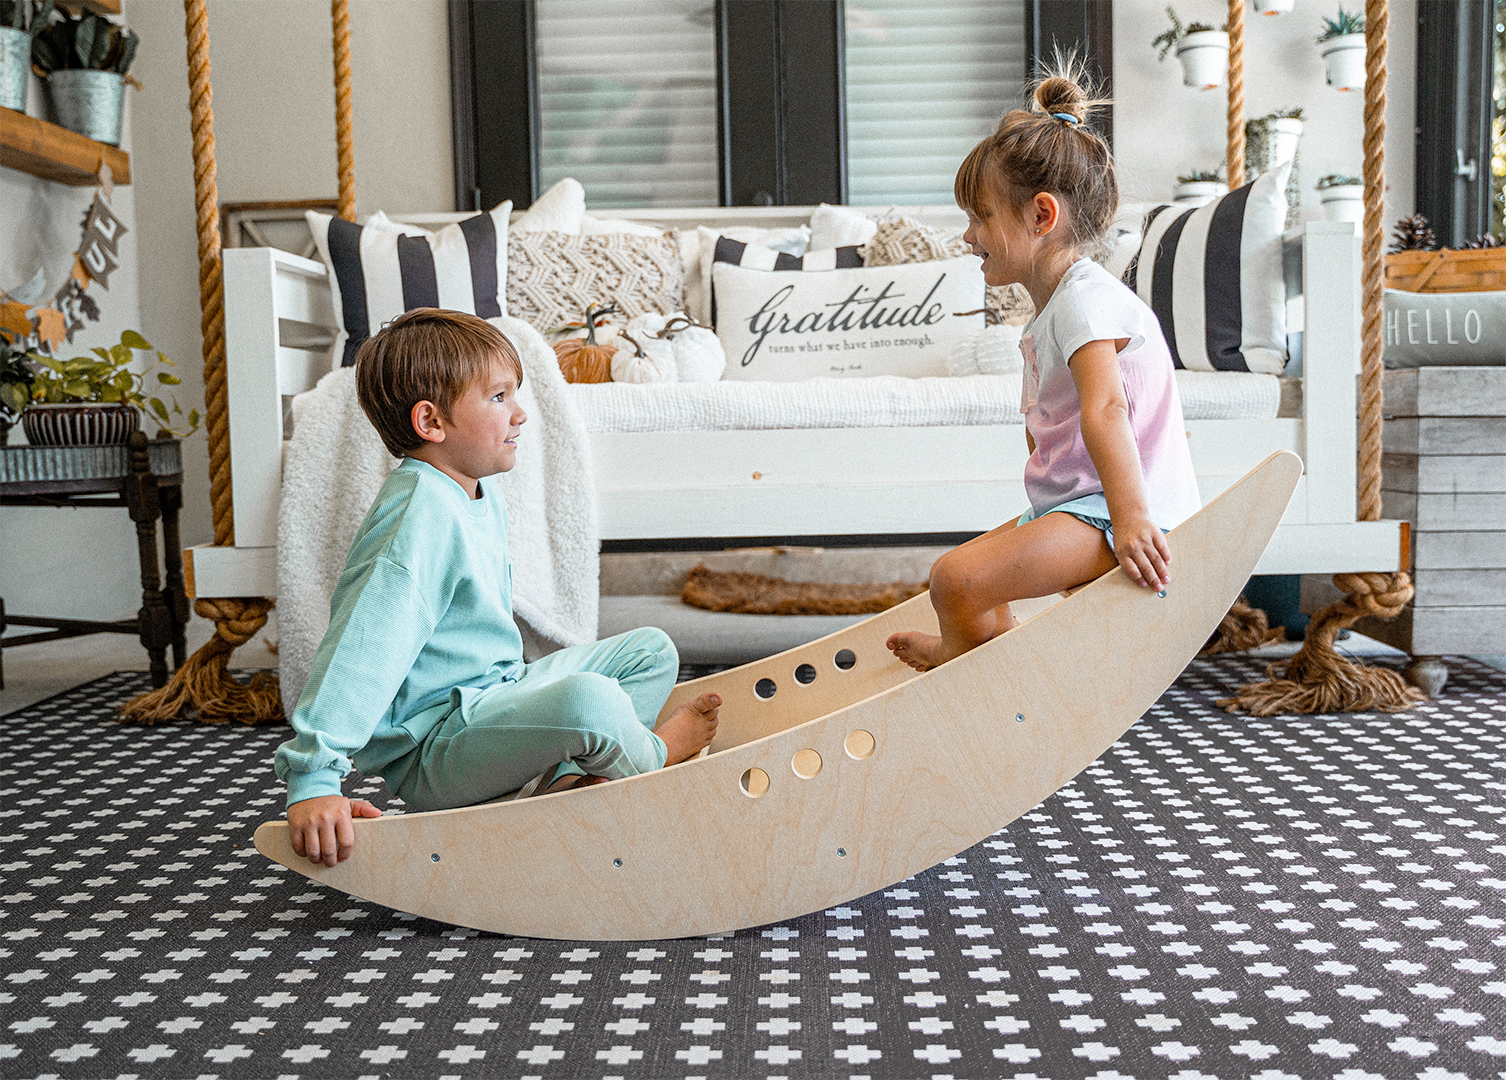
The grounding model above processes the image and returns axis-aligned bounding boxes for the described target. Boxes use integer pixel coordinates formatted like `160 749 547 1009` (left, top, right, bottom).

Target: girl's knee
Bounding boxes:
928 551 971 612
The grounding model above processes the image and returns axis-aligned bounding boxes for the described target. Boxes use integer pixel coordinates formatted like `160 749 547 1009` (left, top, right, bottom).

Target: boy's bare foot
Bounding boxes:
885 631 960 672
540 772 610 795
655 692 721 765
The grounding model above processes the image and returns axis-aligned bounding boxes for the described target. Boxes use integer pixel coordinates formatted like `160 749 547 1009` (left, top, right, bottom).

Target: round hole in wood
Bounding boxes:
844 729 876 760
792 748 823 779
755 678 777 700
795 663 817 685
834 648 857 670
740 767 770 798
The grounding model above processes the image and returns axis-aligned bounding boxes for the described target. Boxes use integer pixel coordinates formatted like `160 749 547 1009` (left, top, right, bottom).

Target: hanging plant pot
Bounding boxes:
1176 30 1229 90
1319 184 1365 224
1173 180 1228 207
1268 118 1304 166
1320 33 1367 92
21 402 139 446
1253 0 1295 13
0 26 28 112
47 69 125 145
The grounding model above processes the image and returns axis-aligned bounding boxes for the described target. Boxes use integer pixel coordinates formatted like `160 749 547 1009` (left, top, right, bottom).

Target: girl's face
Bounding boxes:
962 202 1038 288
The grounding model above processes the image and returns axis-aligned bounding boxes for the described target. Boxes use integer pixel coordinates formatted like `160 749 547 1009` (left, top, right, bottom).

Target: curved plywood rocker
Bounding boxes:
256 452 1302 940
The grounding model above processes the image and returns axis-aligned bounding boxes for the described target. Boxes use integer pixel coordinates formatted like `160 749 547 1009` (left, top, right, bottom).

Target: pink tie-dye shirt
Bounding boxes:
1019 258 1201 530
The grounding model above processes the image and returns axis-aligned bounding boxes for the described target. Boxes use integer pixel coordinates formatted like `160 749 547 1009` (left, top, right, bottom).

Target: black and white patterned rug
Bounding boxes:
2 657 1504 1080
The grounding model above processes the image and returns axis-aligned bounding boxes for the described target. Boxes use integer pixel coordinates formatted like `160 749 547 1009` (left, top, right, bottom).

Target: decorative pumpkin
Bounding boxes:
553 302 619 384
609 331 677 384
945 309 1024 377
626 311 726 383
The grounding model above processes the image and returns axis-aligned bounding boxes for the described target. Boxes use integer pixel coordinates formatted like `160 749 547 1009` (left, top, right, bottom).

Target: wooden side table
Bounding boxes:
1 431 188 689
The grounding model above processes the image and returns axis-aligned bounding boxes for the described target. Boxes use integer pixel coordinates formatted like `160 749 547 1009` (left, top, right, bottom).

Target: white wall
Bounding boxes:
1113 0 1416 229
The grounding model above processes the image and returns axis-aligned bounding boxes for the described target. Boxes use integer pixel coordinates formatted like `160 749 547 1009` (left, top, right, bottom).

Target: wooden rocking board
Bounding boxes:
255 452 1302 940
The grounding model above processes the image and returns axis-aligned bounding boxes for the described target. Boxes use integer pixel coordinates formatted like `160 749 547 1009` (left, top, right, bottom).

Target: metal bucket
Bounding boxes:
0 26 28 113
48 69 123 145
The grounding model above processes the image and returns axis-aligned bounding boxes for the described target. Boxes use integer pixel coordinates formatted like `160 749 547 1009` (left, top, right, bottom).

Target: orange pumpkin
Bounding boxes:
553 302 618 384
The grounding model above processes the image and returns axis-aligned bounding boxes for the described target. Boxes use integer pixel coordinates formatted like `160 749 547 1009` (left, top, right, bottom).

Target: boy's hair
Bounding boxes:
355 308 523 458
955 54 1118 255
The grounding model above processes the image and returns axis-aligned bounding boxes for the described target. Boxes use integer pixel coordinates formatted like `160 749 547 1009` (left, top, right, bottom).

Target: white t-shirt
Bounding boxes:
1020 259 1202 530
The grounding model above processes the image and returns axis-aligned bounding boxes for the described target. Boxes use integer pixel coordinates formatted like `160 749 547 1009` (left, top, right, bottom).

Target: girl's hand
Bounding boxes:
1113 515 1171 590
287 795 382 867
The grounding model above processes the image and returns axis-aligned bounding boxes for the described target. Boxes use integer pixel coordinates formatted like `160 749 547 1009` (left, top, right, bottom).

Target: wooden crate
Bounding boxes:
1356 367 1506 656
1385 247 1506 293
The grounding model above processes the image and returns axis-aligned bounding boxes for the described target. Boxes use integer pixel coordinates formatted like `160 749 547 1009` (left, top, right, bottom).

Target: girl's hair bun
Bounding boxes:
1034 75 1088 123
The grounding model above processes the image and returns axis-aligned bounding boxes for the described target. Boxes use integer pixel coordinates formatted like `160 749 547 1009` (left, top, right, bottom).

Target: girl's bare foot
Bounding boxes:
655 692 721 764
885 631 957 672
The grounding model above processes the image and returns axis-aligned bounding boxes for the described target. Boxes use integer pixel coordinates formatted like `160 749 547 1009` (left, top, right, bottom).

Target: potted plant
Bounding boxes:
22 329 199 446
1253 0 1295 14
1153 7 1229 90
1316 173 1364 223
1266 107 1304 165
0 0 51 112
1317 8 1366 91
1174 169 1228 206
0 335 34 445
30 7 138 145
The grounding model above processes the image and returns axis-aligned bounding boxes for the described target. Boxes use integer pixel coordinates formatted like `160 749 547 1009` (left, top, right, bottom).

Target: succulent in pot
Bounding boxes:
1152 7 1229 90
1173 169 1228 206
0 0 52 112
30 7 139 144
23 329 200 446
1317 8 1367 91
1316 173 1365 224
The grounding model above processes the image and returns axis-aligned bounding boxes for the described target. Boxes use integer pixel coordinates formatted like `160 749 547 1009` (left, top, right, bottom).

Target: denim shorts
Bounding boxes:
1017 492 1115 550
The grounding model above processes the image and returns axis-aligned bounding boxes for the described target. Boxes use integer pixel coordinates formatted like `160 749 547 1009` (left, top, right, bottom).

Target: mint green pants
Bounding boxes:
390 628 678 811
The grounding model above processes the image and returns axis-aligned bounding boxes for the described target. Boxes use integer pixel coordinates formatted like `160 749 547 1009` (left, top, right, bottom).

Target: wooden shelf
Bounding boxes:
0 107 129 186
56 0 122 14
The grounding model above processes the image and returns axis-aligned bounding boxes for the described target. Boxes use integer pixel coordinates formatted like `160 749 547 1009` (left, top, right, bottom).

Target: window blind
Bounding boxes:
535 0 718 209
845 1 1028 206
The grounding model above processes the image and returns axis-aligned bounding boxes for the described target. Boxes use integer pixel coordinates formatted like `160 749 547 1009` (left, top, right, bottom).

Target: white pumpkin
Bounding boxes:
945 323 1024 377
609 330 677 384
627 312 726 383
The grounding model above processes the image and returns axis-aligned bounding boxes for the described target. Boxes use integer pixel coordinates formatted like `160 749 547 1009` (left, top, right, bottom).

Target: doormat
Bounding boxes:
681 564 926 615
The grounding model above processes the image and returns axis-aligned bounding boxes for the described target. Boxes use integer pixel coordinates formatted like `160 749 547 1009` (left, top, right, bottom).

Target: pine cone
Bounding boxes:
1390 214 1437 253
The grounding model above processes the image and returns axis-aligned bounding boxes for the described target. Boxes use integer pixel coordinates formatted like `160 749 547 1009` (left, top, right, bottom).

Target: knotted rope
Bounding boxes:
121 0 283 724
1225 0 1244 190
1221 0 1422 714
332 0 356 222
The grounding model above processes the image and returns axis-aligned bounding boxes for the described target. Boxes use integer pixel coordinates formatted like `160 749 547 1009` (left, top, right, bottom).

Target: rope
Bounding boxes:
332 0 356 222
1359 0 1388 521
184 0 232 547
1225 0 1245 190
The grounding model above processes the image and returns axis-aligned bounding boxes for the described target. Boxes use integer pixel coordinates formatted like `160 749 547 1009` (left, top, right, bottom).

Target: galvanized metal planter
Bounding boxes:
47 69 123 145
0 27 27 112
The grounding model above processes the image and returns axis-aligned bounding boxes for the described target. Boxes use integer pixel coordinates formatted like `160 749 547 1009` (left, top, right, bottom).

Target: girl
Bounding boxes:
887 67 1202 672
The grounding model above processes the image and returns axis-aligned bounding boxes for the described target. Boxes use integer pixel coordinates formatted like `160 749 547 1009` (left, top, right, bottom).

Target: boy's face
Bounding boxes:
422 358 527 489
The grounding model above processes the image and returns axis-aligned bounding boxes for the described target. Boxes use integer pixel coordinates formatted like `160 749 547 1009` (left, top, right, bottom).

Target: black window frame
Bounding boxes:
448 0 1113 212
1415 0 1493 246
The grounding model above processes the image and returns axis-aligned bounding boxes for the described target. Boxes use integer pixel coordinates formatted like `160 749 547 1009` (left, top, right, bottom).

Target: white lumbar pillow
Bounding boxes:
581 213 666 237
513 177 586 234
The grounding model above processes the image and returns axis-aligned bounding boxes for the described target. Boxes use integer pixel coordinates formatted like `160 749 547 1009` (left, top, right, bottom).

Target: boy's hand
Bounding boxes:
1113 515 1171 591
287 796 382 867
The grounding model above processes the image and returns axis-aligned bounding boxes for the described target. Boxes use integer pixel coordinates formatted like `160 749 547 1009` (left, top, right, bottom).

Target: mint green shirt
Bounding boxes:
274 457 524 806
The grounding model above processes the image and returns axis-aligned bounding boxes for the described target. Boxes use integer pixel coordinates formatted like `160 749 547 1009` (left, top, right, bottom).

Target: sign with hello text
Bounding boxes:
712 256 986 381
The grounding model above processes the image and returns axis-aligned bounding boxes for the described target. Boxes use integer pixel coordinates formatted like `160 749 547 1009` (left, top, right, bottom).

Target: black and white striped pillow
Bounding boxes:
1123 162 1289 375
710 236 863 324
306 202 512 369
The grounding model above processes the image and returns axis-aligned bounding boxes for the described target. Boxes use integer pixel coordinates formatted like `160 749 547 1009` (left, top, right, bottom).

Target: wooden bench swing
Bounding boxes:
121 0 1418 936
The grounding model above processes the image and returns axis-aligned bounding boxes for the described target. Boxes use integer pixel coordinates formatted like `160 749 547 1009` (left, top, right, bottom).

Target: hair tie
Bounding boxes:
1052 112 1081 126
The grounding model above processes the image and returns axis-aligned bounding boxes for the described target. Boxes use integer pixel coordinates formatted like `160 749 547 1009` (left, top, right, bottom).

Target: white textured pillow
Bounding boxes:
513 177 586 234
307 202 511 369
809 203 878 250
581 213 667 237
712 256 985 381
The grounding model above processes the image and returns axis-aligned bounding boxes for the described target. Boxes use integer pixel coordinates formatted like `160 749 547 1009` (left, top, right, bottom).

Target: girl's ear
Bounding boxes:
1033 192 1063 237
411 400 446 444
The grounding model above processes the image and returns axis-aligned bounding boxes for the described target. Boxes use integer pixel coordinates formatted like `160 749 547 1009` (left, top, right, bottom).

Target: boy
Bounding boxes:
276 309 720 867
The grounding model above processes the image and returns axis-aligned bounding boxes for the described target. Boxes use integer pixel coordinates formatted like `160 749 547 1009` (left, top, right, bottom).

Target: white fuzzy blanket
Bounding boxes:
276 316 599 716
565 369 1283 433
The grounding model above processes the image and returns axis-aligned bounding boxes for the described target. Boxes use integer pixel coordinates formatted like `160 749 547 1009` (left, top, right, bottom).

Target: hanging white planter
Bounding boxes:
1173 180 1228 206
1319 184 1364 223
1176 30 1229 90
1253 0 1295 12
1320 33 1367 91
1268 117 1304 165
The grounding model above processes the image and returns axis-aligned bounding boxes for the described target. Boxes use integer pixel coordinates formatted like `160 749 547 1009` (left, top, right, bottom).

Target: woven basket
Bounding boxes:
1384 248 1506 293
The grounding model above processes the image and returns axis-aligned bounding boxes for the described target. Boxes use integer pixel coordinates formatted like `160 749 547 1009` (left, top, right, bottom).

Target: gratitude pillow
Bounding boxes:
712 253 986 381
506 231 685 335
306 202 512 369
1122 161 1291 374
861 217 1034 326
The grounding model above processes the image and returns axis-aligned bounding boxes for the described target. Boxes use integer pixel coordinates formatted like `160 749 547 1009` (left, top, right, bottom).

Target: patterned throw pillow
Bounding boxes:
1122 161 1291 375
306 203 512 369
506 231 685 334
861 218 1033 326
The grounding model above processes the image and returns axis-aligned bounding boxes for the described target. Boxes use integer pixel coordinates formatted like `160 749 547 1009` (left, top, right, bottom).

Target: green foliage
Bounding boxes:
1151 6 1185 61
1272 106 1305 121
26 330 200 436
1317 7 1364 43
0 334 34 420
1177 169 1223 185
30 7 137 76
0 0 52 35
1316 173 1362 189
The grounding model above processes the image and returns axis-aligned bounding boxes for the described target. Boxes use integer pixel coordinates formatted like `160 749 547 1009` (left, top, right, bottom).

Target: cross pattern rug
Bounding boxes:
2 657 1504 1080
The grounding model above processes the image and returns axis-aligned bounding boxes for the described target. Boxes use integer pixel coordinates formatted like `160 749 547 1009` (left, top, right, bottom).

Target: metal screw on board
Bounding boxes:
430 853 440 862
1158 590 1167 598
1016 713 1025 723
613 858 623 868
836 848 847 857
